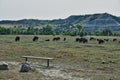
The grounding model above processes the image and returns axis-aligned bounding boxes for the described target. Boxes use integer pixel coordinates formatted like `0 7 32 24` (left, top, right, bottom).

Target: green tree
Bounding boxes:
26 27 34 34
102 27 113 36
63 30 71 35
0 26 9 34
95 30 102 36
76 24 83 36
70 28 78 36
42 24 53 35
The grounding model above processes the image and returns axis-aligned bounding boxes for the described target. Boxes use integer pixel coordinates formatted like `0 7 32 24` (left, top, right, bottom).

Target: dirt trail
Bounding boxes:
33 63 91 80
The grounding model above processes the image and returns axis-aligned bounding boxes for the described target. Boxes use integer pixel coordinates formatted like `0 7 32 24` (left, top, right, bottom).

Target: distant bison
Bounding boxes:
104 39 109 42
97 39 105 44
15 36 20 41
63 38 66 41
76 37 88 44
119 41 120 43
90 37 96 41
76 38 80 42
81 38 88 43
45 39 50 41
113 38 117 42
53 37 60 41
33 36 39 41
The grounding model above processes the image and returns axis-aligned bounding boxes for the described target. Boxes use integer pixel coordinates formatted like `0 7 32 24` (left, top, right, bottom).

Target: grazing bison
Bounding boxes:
113 38 117 42
119 41 120 43
15 36 20 41
80 38 88 43
63 38 66 41
33 36 39 41
53 37 60 41
97 39 105 44
82 38 88 43
104 39 109 42
45 39 50 41
76 38 80 42
76 37 88 43
90 37 96 41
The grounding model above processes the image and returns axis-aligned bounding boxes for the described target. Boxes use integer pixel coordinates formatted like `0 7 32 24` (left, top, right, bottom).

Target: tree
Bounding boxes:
42 24 53 35
70 28 78 36
76 24 83 36
26 27 34 34
102 27 113 36
95 30 102 36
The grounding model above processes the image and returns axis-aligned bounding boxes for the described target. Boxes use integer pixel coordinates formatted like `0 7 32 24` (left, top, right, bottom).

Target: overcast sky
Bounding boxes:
0 0 120 20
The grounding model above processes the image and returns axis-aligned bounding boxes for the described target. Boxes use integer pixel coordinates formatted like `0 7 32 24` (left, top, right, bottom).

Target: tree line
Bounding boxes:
0 24 120 36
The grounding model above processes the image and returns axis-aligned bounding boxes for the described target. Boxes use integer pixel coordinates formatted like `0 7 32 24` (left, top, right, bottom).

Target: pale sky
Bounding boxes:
0 0 120 20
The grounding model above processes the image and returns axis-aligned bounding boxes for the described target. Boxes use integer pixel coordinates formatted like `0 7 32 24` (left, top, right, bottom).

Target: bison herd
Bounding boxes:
14 36 120 44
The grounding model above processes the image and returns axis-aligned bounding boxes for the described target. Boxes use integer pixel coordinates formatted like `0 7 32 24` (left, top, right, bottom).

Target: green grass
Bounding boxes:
0 35 120 80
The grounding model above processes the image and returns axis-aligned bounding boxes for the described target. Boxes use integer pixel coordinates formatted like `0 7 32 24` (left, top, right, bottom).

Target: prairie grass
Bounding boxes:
0 35 120 80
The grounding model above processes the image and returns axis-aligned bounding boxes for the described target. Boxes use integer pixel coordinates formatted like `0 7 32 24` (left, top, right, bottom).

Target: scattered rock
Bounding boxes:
109 60 116 64
0 62 9 70
101 60 108 64
20 61 34 72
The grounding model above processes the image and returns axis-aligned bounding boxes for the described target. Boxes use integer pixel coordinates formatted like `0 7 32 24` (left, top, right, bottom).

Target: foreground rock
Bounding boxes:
0 62 9 70
20 61 33 72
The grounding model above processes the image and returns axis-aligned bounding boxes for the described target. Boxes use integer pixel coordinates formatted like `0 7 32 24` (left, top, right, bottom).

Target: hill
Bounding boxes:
0 13 120 32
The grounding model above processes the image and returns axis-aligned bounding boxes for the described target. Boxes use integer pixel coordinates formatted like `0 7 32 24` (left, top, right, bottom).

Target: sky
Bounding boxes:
0 0 120 20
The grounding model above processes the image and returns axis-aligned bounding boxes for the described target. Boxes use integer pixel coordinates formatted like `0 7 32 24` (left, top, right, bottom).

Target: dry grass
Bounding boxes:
0 35 120 80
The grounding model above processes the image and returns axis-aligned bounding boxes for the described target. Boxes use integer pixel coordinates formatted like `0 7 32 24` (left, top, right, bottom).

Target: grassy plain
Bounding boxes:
0 35 120 80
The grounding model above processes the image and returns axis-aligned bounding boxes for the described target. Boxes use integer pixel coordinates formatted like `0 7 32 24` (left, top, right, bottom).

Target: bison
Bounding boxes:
97 39 105 44
15 36 20 41
63 38 66 41
113 38 117 42
76 37 88 44
53 37 60 41
104 39 109 42
119 41 120 43
89 37 96 41
82 38 88 43
45 39 50 41
76 38 80 42
33 36 39 41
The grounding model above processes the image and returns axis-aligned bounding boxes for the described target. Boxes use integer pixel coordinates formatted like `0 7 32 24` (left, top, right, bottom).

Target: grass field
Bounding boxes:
0 35 120 80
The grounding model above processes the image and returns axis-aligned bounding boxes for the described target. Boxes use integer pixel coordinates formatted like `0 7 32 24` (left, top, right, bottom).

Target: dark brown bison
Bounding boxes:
81 38 88 43
119 41 120 43
63 38 66 41
76 38 80 42
113 38 117 42
15 36 20 41
76 37 88 43
97 39 105 44
33 36 39 41
90 37 96 41
53 37 60 41
45 39 50 41
104 39 109 42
